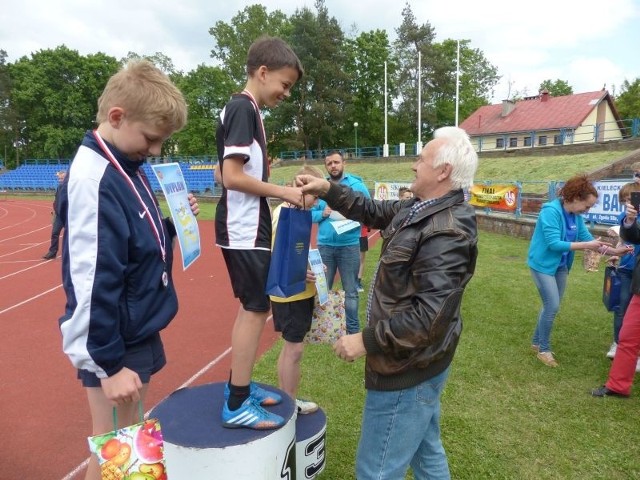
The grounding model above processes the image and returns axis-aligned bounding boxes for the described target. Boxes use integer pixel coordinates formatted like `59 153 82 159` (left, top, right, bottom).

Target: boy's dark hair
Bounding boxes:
247 36 304 81
398 187 410 196
325 150 344 160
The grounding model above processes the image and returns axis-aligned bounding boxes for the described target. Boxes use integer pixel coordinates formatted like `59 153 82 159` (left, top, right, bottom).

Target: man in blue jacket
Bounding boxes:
312 150 370 334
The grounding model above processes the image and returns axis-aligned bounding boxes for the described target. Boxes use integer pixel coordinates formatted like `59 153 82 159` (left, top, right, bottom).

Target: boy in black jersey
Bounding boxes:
215 36 304 429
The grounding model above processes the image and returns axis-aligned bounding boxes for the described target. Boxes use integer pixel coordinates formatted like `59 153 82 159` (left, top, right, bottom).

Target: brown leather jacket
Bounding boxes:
322 184 478 391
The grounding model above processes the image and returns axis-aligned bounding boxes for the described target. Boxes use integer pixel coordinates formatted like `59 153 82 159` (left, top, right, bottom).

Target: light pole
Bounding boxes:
354 122 358 157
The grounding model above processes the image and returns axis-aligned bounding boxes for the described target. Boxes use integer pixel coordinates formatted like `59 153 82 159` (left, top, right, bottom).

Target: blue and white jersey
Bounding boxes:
58 131 178 379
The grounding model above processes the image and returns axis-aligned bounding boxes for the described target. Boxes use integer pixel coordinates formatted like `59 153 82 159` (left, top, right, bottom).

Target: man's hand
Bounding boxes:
100 368 143 406
333 332 366 362
296 175 330 197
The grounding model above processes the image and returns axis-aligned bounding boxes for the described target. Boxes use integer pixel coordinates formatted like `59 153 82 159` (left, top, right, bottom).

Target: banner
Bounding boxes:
582 180 627 225
151 163 201 270
468 184 518 211
374 182 412 200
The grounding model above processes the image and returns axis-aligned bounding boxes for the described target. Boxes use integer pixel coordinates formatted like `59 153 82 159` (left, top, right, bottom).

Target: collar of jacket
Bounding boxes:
403 189 465 225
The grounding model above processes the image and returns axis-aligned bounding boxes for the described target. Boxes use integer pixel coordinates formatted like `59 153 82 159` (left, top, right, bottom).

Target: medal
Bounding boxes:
93 130 169 288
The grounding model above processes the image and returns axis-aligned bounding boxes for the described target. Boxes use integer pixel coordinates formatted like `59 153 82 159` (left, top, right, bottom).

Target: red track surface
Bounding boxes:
0 199 281 480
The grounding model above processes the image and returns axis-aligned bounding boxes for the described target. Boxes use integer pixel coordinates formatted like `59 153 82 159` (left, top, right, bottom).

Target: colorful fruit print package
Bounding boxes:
87 417 167 480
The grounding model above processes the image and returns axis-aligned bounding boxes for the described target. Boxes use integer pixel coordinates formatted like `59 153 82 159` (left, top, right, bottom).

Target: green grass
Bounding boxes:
253 231 640 479
268 149 634 193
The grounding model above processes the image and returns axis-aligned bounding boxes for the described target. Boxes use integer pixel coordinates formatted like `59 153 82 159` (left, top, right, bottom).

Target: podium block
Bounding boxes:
150 382 327 479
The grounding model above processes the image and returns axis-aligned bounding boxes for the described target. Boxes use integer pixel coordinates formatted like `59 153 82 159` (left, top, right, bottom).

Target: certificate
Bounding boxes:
308 248 329 305
151 163 201 270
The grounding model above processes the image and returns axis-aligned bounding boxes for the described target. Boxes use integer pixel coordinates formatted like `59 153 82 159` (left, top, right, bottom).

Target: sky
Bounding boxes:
2 0 639 103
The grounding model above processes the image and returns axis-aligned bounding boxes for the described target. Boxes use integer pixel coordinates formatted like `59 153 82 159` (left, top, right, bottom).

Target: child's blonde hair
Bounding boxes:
96 60 187 132
295 165 324 181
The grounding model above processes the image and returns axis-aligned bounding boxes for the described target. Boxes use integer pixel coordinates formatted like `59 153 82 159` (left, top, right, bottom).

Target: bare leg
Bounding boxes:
277 340 304 399
230 306 269 386
84 385 149 480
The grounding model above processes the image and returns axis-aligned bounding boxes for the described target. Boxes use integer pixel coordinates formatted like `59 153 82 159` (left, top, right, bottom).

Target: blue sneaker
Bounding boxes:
222 396 285 430
224 381 282 406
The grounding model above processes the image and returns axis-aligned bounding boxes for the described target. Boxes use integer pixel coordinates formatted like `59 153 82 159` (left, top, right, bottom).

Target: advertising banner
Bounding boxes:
582 180 628 225
468 184 518 211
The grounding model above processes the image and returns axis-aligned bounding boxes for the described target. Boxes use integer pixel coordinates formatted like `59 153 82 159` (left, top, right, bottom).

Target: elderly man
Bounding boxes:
297 127 478 480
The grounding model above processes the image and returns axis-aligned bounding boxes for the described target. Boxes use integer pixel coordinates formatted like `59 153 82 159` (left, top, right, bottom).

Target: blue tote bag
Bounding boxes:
266 206 312 298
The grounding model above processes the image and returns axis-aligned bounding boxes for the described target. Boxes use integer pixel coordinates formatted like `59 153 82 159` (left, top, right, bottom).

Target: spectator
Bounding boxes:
42 170 66 260
528 174 610 367
592 195 640 397
270 165 325 415
215 36 304 430
297 126 478 480
311 150 370 334
398 186 413 200
357 224 369 293
605 182 640 360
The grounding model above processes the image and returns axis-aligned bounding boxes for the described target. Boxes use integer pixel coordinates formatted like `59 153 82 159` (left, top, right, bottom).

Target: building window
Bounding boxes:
554 135 562 145
509 137 517 147
538 136 547 146
524 136 532 146
496 138 504 148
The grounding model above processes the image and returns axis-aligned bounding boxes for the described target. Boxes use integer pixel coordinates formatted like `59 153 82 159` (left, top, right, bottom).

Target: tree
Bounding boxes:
9 46 119 160
277 0 351 154
615 78 640 120
343 30 394 151
392 2 439 145
431 39 499 129
172 65 236 156
209 4 290 88
0 49 17 167
121 51 178 75
539 79 573 97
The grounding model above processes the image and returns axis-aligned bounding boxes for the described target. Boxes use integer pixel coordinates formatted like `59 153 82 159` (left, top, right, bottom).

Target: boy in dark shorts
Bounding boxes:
57 60 199 480
271 165 325 415
215 36 305 429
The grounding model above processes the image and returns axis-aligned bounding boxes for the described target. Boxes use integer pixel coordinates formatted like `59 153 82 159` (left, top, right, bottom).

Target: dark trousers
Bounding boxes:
48 215 64 254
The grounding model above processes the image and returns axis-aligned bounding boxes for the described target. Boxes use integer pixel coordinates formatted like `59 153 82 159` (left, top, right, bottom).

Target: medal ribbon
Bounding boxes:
241 90 269 177
92 130 166 266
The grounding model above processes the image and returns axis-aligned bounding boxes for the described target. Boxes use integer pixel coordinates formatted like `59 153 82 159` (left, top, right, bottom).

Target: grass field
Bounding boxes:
255 231 640 479
10 147 639 478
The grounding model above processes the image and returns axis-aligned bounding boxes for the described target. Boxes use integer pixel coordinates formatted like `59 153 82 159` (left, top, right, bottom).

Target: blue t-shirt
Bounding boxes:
559 209 577 268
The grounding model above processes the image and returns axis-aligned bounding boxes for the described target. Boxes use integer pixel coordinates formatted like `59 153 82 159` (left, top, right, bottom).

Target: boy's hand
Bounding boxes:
281 186 304 207
187 193 200 216
101 367 143 406
305 269 316 283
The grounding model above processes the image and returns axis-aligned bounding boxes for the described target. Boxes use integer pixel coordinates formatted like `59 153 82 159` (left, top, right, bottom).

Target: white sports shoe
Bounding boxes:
296 398 319 415
606 342 617 359
636 358 640 373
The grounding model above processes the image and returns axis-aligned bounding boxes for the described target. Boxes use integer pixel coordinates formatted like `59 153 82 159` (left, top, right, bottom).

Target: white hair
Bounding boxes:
432 126 478 189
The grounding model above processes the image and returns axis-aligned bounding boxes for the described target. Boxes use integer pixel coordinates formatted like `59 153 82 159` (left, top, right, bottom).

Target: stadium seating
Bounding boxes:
0 162 217 194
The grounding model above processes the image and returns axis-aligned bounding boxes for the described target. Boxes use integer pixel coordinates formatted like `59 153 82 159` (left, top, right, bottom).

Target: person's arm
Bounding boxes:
362 229 474 357
222 156 303 206
539 208 603 252
60 181 128 379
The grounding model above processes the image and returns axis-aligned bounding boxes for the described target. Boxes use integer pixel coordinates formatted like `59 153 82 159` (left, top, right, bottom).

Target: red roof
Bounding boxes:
460 90 618 136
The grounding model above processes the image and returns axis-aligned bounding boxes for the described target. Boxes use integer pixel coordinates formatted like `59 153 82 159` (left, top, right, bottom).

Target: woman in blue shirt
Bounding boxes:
528 175 607 367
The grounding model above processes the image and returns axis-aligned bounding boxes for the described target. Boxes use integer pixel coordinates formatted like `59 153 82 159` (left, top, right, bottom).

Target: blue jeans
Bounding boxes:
356 367 451 480
530 267 568 353
613 269 633 344
318 245 360 334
